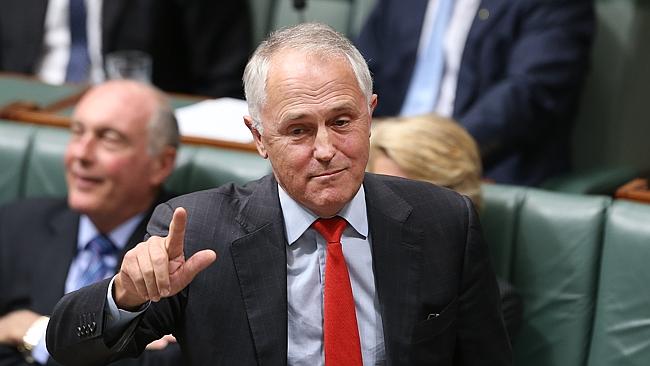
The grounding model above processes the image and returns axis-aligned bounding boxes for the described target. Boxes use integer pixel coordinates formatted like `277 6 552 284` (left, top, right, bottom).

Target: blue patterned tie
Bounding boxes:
400 0 455 116
65 0 91 82
76 234 118 289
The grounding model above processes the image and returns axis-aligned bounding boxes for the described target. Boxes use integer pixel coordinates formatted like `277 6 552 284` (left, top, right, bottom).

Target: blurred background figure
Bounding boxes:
357 0 595 186
0 0 251 98
0 80 180 365
368 113 522 341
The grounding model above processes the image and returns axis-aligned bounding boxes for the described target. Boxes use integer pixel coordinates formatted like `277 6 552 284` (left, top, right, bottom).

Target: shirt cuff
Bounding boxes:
32 329 50 365
105 276 150 330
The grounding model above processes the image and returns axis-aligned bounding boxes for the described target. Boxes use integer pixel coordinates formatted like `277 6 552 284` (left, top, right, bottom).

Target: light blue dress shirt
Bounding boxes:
280 185 385 366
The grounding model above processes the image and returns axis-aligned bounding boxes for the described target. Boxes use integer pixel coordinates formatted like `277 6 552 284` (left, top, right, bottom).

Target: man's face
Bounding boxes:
65 85 162 226
247 51 377 217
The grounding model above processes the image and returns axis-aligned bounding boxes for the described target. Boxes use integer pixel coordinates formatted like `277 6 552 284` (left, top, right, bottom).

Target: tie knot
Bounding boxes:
312 216 347 244
86 234 117 256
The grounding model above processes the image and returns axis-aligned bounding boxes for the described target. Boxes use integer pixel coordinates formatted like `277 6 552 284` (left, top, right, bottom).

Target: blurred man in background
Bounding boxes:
0 80 179 365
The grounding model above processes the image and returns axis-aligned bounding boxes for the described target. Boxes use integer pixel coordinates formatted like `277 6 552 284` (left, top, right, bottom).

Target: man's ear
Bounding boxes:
370 94 378 115
244 116 268 159
369 94 379 136
149 146 177 186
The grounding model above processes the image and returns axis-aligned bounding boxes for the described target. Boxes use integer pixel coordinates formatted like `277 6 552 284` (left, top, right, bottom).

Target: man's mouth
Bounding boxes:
70 172 103 189
311 168 345 179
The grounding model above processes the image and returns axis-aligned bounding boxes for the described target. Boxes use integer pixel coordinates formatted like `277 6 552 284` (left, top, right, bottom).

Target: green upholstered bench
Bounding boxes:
0 119 270 204
0 120 35 203
587 200 650 366
481 184 650 366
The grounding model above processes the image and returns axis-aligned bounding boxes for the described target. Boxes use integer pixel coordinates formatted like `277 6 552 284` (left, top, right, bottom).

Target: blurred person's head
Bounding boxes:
65 80 179 232
242 23 377 217
368 114 483 209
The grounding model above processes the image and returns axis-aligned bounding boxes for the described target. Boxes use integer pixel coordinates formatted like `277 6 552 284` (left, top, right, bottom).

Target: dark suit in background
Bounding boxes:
357 0 595 185
0 196 180 366
47 174 511 365
0 0 251 98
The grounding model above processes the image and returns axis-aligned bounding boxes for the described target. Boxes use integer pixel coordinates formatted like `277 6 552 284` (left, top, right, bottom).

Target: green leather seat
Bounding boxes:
586 200 650 366
0 76 83 108
0 119 35 204
481 183 526 280
180 146 270 192
165 144 201 194
166 144 270 195
512 190 611 366
271 0 356 36
23 126 69 198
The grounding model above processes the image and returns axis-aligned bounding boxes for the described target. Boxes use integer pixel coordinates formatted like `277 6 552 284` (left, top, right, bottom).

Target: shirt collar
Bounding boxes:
278 184 368 245
77 213 145 251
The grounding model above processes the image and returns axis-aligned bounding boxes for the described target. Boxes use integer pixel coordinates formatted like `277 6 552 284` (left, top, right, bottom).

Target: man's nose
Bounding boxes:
313 127 336 161
69 135 96 161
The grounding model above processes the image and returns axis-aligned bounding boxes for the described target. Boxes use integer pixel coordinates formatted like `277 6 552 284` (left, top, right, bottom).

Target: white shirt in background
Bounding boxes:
36 0 105 85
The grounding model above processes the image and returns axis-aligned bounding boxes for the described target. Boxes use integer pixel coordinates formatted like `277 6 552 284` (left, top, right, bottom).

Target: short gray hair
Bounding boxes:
243 22 373 132
147 93 180 155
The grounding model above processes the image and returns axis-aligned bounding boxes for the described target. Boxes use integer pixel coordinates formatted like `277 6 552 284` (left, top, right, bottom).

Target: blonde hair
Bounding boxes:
369 114 483 209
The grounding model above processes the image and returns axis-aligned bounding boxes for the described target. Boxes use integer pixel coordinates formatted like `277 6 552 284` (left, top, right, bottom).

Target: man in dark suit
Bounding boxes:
0 80 179 365
0 0 251 98
356 0 595 185
46 23 512 365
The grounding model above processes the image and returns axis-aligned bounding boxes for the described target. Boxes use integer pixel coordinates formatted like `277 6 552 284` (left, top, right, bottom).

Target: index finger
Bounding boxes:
166 207 187 259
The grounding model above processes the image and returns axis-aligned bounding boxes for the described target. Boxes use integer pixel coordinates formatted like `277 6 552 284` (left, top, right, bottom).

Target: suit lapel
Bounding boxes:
364 175 422 362
231 176 288 365
454 0 507 115
39 205 79 307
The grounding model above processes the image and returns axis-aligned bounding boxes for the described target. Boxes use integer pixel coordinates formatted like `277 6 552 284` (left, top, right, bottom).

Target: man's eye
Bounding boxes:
334 119 349 127
70 125 84 136
99 130 127 148
290 128 305 135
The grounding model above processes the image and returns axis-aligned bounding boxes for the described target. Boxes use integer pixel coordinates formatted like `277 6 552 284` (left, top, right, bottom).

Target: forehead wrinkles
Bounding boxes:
271 77 362 114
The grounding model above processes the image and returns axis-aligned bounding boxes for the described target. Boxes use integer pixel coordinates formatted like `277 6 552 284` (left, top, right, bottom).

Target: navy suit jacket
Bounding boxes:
47 174 512 365
357 0 594 185
0 0 251 98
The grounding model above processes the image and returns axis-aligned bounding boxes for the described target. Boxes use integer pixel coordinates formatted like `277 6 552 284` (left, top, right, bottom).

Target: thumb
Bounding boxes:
170 249 217 292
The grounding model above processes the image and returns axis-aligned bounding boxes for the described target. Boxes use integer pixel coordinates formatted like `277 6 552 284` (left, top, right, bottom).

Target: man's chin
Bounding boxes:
67 196 101 215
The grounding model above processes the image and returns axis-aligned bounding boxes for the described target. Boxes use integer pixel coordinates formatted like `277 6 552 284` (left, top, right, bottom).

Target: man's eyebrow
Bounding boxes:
332 103 355 111
283 112 308 122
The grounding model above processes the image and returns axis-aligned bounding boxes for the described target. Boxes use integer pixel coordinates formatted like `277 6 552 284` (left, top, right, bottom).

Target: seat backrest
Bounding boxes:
248 0 376 45
571 0 650 175
270 0 356 36
0 119 35 204
247 0 275 47
166 145 270 194
481 183 526 280
512 189 610 366
23 126 69 198
586 200 650 366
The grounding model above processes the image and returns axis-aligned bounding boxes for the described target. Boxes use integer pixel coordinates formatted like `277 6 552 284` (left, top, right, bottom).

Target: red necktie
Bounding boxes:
312 217 363 366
